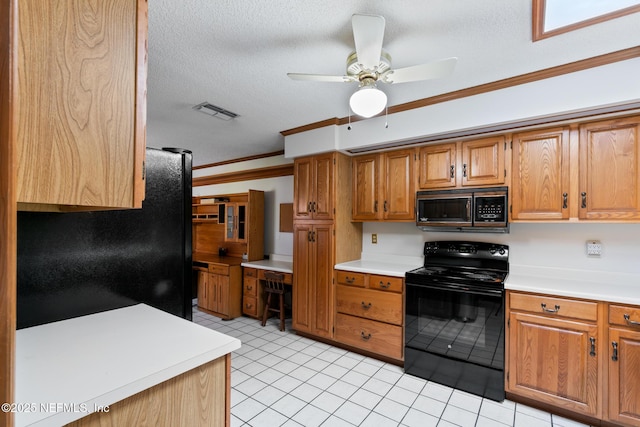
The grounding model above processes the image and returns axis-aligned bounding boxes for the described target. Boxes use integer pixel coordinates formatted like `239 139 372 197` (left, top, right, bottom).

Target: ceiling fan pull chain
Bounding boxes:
385 105 389 128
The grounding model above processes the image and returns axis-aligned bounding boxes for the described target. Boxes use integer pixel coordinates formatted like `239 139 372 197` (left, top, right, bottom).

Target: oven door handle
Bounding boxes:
405 281 503 297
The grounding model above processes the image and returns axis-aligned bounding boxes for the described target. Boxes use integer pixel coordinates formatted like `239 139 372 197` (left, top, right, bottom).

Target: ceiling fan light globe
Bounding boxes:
349 86 387 118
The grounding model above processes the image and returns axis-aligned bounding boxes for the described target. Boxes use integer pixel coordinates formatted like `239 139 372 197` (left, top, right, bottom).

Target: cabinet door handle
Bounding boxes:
360 331 372 341
581 192 587 209
624 314 640 326
374 200 378 213
450 165 455 178
463 164 467 177
562 193 568 209
361 302 372 310
589 337 596 357
383 201 388 212
541 303 560 313
379 281 391 289
612 341 618 361
311 201 316 212
307 201 312 213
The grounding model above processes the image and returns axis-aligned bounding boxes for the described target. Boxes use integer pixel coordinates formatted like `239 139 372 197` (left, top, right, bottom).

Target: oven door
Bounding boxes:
416 193 473 227
404 281 505 401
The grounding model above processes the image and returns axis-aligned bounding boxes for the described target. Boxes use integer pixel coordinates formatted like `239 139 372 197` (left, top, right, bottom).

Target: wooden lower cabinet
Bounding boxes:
508 310 600 416
608 305 640 427
507 291 640 426
198 263 242 320
242 267 261 318
334 271 404 361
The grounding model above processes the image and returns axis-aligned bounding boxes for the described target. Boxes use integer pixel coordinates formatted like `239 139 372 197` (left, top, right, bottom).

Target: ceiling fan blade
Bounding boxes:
352 14 385 72
381 57 458 84
287 73 355 83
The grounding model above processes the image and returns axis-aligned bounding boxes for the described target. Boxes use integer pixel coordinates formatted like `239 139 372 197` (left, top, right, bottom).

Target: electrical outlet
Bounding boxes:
372 234 378 244
586 240 602 256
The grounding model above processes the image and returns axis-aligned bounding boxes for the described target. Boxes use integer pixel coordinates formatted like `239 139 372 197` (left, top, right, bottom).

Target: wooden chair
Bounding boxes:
261 271 288 331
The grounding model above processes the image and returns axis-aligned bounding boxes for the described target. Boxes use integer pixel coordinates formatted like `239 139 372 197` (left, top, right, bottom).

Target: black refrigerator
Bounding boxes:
17 148 193 329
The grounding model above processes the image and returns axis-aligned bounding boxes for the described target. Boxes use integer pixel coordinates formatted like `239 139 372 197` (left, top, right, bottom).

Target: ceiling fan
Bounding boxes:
287 14 457 118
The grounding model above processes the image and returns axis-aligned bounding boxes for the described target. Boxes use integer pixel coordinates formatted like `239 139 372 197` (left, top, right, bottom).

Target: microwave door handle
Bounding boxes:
466 199 471 221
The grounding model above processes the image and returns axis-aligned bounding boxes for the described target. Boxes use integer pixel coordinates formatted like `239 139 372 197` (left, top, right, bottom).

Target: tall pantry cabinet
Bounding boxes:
292 152 362 339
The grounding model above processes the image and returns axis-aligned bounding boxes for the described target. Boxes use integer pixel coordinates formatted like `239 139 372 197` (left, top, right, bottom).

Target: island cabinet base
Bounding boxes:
67 355 231 427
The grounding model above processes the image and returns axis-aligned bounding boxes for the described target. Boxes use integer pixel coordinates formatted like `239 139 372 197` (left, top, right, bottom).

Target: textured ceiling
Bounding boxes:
147 1 640 166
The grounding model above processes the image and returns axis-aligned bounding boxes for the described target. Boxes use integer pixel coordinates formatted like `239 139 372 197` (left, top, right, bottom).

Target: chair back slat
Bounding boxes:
264 271 285 293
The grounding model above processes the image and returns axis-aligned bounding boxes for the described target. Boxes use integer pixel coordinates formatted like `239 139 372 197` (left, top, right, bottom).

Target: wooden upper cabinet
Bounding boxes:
352 149 415 221
511 128 570 220
461 136 505 186
352 154 380 221
15 0 147 211
418 143 457 189
418 137 505 189
293 153 334 221
579 116 640 220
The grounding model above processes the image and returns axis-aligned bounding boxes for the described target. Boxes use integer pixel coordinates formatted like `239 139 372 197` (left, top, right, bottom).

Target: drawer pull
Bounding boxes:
360 331 371 341
624 314 640 326
612 341 618 362
345 276 355 284
246 285 253 291
379 281 391 289
589 337 596 357
361 302 372 310
245 303 253 309
541 303 560 313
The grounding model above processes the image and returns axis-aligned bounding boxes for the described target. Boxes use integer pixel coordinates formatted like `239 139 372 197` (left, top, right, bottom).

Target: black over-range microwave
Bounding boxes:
416 186 509 233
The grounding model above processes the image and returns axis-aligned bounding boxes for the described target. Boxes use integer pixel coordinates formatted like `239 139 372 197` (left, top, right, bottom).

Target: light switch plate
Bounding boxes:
586 240 602 256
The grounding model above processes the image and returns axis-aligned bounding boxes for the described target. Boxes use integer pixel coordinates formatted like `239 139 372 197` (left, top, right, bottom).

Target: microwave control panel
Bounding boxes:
474 196 506 222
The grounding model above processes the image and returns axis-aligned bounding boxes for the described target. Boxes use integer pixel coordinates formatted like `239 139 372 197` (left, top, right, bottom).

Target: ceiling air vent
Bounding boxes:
192 102 239 121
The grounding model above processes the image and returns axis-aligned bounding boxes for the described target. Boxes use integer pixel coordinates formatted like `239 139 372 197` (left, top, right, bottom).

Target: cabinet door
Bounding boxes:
16 0 146 210
313 153 334 220
293 157 313 220
461 136 505 187
292 224 312 333
197 270 210 310
508 312 600 416
352 154 380 221
383 149 415 220
216 274 230 317
311 224 334 338
418 143 457 189
608 327 640 427
511 128 570 220
225 204 236 241
579 117 640 220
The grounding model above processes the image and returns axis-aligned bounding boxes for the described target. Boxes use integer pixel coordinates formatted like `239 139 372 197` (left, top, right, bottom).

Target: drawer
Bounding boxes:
369 275 403 293
609 304 640 328
336 285 403 325
244 267 257 278
209 264 229 275
243 277 258 297
335 313 403 360
243 296 258 317
509 292 598 322
336 270 366 288
257 269 292 284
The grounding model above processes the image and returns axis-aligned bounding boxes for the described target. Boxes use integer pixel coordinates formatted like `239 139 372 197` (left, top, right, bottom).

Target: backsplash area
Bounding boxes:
362 222 640 274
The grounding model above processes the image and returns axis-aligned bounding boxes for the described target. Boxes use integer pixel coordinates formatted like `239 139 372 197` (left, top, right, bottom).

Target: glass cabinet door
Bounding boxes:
226 204 235 240
237 204 246 241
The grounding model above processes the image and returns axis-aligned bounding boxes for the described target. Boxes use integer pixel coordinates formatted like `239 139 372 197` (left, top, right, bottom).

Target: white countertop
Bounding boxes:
15 304 241 427
241 255 293 273
506 264 640 305
335 254 423 277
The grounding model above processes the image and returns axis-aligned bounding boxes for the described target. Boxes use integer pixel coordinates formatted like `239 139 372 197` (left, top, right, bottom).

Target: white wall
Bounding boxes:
362 222 640 274
192 156 294 257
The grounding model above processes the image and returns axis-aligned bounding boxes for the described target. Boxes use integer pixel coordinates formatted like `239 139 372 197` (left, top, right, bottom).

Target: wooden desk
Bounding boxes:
241 260 293 319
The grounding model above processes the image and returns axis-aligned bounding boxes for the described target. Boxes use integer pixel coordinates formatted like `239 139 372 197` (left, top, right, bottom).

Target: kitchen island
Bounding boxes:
15 304 240 427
